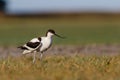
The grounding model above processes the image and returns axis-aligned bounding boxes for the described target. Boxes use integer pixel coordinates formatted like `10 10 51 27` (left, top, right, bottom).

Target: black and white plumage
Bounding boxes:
18 29 64 63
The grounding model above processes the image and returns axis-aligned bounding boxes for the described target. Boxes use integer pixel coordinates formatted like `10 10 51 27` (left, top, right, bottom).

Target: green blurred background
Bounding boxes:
0 14 120 46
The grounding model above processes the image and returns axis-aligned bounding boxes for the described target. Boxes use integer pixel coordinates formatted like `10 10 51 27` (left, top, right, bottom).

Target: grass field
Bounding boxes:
0 55 120 80
0 15 120 80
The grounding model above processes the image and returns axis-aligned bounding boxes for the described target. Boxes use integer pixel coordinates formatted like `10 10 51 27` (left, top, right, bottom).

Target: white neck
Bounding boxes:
47 32 54 38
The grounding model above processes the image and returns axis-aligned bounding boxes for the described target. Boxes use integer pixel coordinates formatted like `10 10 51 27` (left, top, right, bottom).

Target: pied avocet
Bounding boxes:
18 29 64 63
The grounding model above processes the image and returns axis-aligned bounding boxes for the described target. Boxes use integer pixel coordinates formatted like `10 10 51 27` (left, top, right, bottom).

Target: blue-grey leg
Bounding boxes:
40 52 43 61
33 51 36 63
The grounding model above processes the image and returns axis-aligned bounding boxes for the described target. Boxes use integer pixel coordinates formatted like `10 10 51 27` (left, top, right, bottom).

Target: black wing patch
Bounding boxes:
26 42 40 48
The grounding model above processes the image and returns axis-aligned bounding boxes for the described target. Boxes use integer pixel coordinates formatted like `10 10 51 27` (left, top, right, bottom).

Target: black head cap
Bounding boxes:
47 29 55 34
46 29 55 36
46 29 65 38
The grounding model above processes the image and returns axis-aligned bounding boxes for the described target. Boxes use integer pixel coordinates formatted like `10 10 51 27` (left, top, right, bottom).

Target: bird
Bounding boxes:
18 29 65 63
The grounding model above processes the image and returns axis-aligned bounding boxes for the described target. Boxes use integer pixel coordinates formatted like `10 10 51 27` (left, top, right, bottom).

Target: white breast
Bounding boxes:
40 37 52 52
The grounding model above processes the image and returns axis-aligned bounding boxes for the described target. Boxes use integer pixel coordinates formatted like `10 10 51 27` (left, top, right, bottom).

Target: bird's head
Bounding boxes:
46 29 65 39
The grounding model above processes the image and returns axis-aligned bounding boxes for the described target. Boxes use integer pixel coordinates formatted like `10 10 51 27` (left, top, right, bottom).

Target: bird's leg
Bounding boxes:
33 51 36 63
40 52 43 61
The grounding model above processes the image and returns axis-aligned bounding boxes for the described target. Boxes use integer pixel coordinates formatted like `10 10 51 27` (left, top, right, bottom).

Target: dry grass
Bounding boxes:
0 55 120 80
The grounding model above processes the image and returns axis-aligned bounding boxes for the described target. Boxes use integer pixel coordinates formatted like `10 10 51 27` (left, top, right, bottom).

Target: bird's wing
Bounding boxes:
26 42 40 48
18 37 41 50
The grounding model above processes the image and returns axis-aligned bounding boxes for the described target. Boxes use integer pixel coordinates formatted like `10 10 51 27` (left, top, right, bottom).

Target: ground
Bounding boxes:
0 50 120 80
0 45 119 80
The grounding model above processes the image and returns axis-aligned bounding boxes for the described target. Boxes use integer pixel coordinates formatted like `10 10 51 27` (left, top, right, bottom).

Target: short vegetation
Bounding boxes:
0 55 120 80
